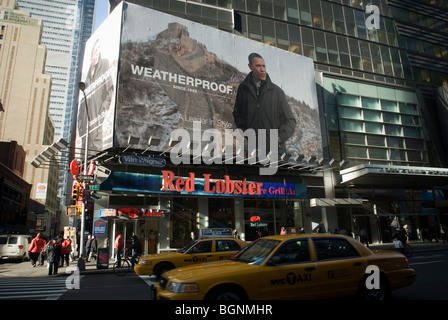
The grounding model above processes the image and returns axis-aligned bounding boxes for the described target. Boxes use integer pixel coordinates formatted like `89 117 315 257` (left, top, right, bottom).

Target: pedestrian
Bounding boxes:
233 52 296 154
60 237 71 267
127 235 143 268
360 228 369 247
89 235 98 261
45 238 61 276
114 232 124 266
440 224 447 244
28 233 46 267
85 235 92 261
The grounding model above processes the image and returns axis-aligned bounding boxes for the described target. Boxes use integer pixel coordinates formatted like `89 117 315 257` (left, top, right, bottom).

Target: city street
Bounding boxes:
0 242 447 302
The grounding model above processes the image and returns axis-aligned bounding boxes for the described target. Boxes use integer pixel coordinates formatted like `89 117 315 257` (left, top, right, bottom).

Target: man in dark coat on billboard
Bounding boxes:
233 52 296 155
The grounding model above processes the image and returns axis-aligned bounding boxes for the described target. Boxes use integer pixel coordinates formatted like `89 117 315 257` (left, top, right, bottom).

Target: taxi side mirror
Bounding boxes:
267 256 281 266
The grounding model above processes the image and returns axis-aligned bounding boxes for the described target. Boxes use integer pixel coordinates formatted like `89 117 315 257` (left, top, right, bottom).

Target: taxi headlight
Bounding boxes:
167 281 199 293
139 260 152 266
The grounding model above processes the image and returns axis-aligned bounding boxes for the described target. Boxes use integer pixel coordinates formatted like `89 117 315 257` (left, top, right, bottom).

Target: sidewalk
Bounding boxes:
1 241 447 278
0 257 116 278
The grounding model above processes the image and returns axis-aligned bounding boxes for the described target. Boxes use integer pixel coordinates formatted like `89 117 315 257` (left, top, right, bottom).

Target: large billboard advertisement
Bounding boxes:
75 4 121 154
76 2 322 173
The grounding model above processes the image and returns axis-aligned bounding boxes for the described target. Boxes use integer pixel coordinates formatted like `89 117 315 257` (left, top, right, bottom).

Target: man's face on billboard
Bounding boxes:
249 57 267 82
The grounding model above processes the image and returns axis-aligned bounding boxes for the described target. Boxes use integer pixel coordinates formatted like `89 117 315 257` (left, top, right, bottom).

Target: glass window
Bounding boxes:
190 240 213 253
274 4 286 20
272 239 310 264
399 103 418 115
385 124 402 136
365 122 384 134
299 0 311 25
381 100 398 112
345 132 366 145
247 0 261 14
401 115 420 126
260 0 273 17
248 16 262 41
314 238 360 260
383 112 401 124
403 127 421 138
344 7 356 36
367 135 386 147
322 2 335 32
340 106 362 119
216 240 243 252
342 119 364 132
405 138 424 150
314 30 328 63
339 93 360 107
387 137 404 148
369 148 388 159
390 149 406 161
364 109 382 122
326 33 339 65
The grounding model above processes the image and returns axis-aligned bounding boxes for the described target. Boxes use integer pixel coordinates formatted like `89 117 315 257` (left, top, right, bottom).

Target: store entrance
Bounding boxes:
137 220 159 254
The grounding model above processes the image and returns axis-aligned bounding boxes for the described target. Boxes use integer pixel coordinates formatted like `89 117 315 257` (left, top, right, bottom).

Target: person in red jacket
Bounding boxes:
28 233 46 267
60 237 72 267
114 232 124 266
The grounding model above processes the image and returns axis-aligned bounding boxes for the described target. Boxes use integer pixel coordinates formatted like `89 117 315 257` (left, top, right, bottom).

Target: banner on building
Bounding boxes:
76 2 322 164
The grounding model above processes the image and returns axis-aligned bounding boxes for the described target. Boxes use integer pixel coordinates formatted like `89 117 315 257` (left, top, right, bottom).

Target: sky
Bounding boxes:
94 0 109 31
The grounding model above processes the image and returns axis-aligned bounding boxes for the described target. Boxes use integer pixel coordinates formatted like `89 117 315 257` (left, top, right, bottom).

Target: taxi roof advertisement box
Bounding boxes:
76 2 322 163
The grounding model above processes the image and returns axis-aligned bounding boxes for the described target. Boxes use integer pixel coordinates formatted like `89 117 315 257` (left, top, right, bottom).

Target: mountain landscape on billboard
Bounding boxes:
116 22 321 158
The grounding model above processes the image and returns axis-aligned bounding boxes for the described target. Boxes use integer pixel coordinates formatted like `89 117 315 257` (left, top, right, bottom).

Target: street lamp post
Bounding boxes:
78 81 90 258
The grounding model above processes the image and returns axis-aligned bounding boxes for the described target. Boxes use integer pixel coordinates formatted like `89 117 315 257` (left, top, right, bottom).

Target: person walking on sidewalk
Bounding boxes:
60 237 71 267
85 235 93 262
441 224 447 244
114 232 124 267
45 238 62 276
88 235 97 262
28 233 46 267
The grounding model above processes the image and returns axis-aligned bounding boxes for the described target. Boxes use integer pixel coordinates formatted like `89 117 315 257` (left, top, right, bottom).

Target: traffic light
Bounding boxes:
72 183 80 202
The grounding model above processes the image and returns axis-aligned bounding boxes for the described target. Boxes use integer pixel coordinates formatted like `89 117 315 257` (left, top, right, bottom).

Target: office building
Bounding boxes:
0 0 58 235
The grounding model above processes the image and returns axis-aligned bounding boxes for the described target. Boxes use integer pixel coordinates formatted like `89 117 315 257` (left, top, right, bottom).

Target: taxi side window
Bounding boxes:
216 240 241 252
273 240 310 264
314 238 360 261
191 240 212 253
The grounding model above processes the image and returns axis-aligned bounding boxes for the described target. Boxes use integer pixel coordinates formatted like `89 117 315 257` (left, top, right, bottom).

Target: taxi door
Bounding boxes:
183 240 214 265
258 239 318 300
311 237 367 298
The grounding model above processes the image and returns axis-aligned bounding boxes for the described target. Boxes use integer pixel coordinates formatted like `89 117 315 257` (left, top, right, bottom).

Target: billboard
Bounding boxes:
77 2 322 170
75 4 121 154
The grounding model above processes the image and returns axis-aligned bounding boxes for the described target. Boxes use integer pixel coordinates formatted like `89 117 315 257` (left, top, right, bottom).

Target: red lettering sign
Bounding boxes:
162 170 262 196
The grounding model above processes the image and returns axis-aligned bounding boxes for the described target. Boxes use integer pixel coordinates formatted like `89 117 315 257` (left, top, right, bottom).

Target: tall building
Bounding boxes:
16 0 96 210
0 0 58 235
16 0 96 143
89 0 448 251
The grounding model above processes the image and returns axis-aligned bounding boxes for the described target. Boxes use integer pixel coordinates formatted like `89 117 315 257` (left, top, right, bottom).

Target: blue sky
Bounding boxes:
94 0 109 30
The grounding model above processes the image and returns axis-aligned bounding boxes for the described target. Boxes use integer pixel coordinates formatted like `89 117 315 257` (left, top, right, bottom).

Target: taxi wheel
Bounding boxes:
358 275 391 301
206 285 247 300
154 262 175 278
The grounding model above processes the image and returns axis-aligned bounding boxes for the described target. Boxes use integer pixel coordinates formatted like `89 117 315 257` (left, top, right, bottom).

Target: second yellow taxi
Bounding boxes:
134 235 247 278
153 234 416 300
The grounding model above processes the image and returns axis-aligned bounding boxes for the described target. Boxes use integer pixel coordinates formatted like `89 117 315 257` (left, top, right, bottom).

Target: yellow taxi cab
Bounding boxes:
134 230 247 278
153 234 416 300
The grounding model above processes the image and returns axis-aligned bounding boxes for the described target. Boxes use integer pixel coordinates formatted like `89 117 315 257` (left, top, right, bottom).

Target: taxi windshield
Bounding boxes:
232 239 280 265
179 240 198 253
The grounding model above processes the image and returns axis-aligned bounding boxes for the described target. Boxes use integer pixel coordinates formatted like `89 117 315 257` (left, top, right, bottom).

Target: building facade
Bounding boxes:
86 0 448 253
0 0 59 235
16 0 96 211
